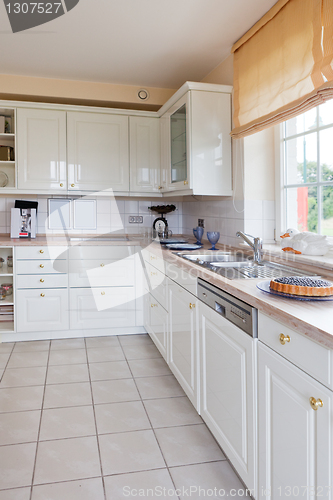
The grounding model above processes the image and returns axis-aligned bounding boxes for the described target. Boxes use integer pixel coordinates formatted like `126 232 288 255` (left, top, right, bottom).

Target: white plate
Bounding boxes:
0 171 8 187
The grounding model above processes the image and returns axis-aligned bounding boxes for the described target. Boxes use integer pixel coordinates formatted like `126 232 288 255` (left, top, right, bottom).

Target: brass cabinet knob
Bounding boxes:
279 334 290 345
158 186 163 190
60 183 63 187
39 264 44 269
309 397 323 410
71 183 75 188
150 272 157 276
40 293 45 297
100 263 105 267
101 291 105 295
39 249 44 254
151 303 157 308
40 279 44 283
189 303 195 309
184 180 188 185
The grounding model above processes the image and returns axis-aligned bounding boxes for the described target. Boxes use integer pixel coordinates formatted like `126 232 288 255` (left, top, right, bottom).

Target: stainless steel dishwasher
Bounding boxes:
197 277 258 495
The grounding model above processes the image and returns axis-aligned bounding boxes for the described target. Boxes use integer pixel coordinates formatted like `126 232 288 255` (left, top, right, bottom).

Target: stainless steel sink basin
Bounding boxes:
70 236 129 242
181 252 248 263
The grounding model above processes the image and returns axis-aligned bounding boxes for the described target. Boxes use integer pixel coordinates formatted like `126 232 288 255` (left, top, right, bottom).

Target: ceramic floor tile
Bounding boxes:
136 375 185 400
95 401 151 434
92 379 140 404
34 436 101 485
104 469 176 500
13 341 50 353
89 360 132 381
128 357 171 378
0 343 14 354
31 478 105 500
43 382 92 409
87 347 125 363
48 349 87 366
50 338 86 350
99 430 165 475
122 343 162 360
118 334 153 346
85 336 120 348
0 367 46 388
0 442 36 489
170 461 246 500
0 353 11 369
144 396 203 428
0 386 44 413
39 405 96 441
6 351 48 369
155 424 225 467
46 364 89 384
0 410 40 445
0 487 31 500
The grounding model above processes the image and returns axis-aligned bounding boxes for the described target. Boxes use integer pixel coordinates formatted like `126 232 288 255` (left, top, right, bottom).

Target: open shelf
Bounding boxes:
0 321 14 332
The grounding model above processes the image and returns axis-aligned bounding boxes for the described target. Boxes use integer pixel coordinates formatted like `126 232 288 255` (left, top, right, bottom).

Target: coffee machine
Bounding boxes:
11 200 38 239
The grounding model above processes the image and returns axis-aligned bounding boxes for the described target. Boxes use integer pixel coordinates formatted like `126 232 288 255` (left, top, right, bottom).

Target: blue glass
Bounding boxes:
207 231 220 250
193 226 203 245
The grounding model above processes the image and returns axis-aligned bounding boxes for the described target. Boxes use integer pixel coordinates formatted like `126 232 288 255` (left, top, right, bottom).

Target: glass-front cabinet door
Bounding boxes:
167 93 190 191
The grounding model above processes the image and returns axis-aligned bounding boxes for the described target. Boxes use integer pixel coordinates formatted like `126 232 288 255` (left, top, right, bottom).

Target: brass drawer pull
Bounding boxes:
39 249 44 254
60 183 63 187
40 293 45 297
39 264 44 269
184 180 188 185
309 397 323 410
100 263 105 267
279 334 290 345
40 279 44 283
189 303 195 309
151 272 157 276
151 303 157 308
101 291 105 295
71 183 75 188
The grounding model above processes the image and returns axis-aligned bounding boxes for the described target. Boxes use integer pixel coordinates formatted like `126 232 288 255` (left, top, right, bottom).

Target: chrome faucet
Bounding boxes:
236 231 263 264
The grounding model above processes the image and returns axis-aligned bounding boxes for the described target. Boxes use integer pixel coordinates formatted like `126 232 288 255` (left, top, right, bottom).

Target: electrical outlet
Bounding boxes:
198 219 204 228
128 216 143 223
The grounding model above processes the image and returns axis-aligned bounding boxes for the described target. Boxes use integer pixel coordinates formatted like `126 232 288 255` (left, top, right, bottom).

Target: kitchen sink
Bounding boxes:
181 252 247 263
69 236 129 242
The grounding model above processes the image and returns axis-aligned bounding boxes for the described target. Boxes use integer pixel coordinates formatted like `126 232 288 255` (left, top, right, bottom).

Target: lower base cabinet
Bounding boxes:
16 288 69 332
70 287 136 329
199 301 257 495
258 342 333 500
146 293 168 360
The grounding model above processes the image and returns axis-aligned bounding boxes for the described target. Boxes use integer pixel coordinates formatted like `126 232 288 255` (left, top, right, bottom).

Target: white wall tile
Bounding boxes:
97 199 111 214
263 219 275 243
263 200 275 220
245 200 263 220
244 219 264 239
125 201 139 214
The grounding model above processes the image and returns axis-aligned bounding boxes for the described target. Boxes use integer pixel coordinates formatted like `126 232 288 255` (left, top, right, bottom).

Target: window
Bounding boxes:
282 100 333 236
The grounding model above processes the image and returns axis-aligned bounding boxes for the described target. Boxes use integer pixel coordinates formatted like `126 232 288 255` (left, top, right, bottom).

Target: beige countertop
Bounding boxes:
2 233 333 348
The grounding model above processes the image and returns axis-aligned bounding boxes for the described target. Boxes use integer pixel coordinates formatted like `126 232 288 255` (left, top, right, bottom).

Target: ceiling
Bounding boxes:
0 0 278 89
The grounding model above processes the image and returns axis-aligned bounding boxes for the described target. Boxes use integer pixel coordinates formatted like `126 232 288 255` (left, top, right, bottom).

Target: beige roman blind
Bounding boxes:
231 0 333 138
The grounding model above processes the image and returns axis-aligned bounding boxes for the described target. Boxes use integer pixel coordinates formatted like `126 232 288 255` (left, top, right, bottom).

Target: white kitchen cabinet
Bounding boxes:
168 277 199 409
17 108 67 191
67 111 129 192
160 84 233 195
146 293 168 360
199 301 257 494
69 257 135 288
129 116 160 193
258 342 333 500
16 288 69 333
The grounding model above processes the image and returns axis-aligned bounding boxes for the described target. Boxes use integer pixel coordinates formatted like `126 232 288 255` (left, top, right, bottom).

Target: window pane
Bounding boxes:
319 128 333 181
285 108 317 137
319 99 333 127
286 187 318 232
285 133 317 184
322 186 333 236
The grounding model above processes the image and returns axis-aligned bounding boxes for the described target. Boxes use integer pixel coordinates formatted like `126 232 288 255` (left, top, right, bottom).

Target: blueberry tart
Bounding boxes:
270 276 333 296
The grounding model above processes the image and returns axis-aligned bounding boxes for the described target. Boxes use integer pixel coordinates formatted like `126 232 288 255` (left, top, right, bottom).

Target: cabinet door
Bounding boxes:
67 112 129 192
129 117 160 192
258 342 333 500
148 294 168 361
70 287 136 329
168 279 198 408
16 288 69 332
17 108 67 191
200 302 257 495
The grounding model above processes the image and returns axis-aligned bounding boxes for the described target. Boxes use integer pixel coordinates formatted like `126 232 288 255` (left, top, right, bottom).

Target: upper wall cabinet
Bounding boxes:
160 85 233 196
67 112 129 192
17 108 67 191
129 116 160 193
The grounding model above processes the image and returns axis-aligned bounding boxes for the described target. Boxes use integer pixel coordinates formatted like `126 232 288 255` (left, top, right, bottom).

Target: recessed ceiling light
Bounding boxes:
137 89 150 101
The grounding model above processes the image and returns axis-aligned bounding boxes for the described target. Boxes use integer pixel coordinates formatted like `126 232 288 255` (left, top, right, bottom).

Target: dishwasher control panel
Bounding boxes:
197 278 258 337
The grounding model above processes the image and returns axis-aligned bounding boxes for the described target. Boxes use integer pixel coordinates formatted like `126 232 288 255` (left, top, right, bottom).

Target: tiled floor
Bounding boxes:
0 334 247 500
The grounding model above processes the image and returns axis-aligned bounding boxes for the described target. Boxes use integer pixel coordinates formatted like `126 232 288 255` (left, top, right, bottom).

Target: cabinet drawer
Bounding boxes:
16 260 68 275
16 274 68 289
142 248 166 274
16 288 69 333
166 263 197 296
146 262 168 310
70 287 136 329
69 258 135 287
16 246 67 260
259 312 333 389
69 246 134 261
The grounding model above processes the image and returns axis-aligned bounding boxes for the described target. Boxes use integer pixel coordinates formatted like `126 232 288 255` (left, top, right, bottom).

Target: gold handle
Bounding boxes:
39 249 44 254
151 272 157 276
189 303 195 309
158 186 163 190
150 256 156 260
71 183 75 188
39 264 44 269
60 183 63 187
279 334 290 345
151 303 157 308
101 291 105 295
40 293 45 297
40 279 44 283
309 397 323 410
184 180 188 186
